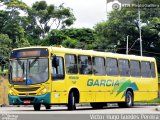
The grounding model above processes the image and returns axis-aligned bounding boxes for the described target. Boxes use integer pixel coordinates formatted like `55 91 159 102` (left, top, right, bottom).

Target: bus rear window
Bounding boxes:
141 61 151 78
151 62 156 78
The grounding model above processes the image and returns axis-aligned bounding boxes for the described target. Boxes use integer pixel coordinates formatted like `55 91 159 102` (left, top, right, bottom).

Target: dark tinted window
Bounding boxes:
151 62 156 78
106 58 119 76
78 55 92 74
93 57 106 75
130 60 141 77
141 61 151 77
65 54 78 74
118 59 130 76
52 56 65 80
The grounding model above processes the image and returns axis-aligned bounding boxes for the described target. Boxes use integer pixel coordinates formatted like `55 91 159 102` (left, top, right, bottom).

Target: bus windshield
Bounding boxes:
9 58 48 85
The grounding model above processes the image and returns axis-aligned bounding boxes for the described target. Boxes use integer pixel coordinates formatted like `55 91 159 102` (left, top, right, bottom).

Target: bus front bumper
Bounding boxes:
8 93 50 105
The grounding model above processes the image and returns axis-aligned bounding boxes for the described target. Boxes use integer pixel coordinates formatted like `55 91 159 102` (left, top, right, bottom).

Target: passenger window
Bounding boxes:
106 58 119 76
141 61 151 78
151 62 156 78
65 54 78 74
93 57 106 75
52 56 65 80
130 60 141 77
118 59 130 76
78 55 92 74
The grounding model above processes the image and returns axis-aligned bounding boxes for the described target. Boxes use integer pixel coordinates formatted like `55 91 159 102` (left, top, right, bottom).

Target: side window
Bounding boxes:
141 61 151 78
130 60 141 77
106 58 119 76
78 55 92 74
118 59 130 76
93 57 106 75
65 54 78 74
52 56 65 80
151 62 156 78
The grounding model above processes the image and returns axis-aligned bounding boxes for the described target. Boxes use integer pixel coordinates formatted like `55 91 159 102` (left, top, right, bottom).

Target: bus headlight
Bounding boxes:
9 89 16 96
38 87 47 95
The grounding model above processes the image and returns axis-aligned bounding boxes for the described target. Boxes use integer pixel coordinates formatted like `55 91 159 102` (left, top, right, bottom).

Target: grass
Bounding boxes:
135 98 160 104
147 98 160 103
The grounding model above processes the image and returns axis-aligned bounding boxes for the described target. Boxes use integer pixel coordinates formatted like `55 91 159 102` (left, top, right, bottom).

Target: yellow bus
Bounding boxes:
8 46 158 110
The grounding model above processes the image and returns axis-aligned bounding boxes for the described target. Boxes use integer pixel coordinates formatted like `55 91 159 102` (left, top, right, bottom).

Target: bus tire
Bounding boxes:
90 103 105 109
118 91 133 108
33 104 41 111
68 92 76 110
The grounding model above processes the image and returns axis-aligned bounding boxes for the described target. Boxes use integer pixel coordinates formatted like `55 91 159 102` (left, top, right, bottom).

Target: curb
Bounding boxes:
134 103 160 106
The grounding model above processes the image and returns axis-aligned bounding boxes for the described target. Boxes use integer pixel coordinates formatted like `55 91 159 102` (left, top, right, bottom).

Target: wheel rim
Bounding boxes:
72 95 75 106
127 93 132 106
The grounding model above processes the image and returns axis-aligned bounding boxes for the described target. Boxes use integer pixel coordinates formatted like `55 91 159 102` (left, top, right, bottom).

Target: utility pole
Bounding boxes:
126 35 129 55
138 1 143 56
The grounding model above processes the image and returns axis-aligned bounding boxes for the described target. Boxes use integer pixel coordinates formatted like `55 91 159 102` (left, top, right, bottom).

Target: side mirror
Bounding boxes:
52 56 59 67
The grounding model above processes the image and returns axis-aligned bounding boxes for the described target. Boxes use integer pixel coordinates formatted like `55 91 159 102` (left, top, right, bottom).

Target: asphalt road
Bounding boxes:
0 105 159 114
0 105 160 120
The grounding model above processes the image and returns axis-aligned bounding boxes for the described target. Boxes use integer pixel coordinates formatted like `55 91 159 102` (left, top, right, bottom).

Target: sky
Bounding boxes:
21 0 108 28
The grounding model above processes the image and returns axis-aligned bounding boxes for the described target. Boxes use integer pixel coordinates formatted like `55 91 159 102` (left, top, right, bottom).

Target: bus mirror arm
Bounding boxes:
52 56 59 67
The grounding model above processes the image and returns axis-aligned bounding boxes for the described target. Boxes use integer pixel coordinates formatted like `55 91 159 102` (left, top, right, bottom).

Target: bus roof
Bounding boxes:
12 46 156 61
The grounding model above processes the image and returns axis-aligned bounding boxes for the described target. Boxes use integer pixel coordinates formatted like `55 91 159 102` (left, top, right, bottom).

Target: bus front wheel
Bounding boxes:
33 104 41 111
118 91 133 108
68 92 76 110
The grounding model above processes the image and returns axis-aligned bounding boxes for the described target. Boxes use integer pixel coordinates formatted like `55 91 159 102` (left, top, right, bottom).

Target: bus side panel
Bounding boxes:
134 77 158 101
51 92 68 104
80 92 95 102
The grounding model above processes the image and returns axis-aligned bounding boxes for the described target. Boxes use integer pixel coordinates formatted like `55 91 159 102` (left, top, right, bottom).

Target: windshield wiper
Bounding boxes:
30 57 39 67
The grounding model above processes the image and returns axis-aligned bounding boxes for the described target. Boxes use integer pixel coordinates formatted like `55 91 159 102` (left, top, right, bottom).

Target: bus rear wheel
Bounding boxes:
33 104 41 111
68 92 76 110
90 103 106 109
118 91 133 108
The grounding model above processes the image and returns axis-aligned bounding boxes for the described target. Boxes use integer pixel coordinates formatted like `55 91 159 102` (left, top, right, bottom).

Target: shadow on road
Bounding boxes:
11 106 146 112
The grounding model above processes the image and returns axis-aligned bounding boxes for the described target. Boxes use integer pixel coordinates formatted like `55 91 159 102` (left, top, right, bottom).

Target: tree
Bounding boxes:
26 1 75 39
0 34 11 59
0 0 30 48
42 28 97 49
62 37 80 48
94 0 160 53
94 0 160 71
0 34 12 71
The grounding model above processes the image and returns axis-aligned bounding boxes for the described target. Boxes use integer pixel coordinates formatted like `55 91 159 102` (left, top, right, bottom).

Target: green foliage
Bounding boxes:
136 98 160 104
0 0 30 48
4 0 29 11
26 1 75 39
42 28 96 49
0 34 12 59
62 37 80 48
0 34 11 70
94 0 160 54
60 28 96 49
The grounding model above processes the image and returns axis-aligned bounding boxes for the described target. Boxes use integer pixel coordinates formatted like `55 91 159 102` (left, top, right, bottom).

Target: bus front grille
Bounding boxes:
14 87 40 92
18 93 37 96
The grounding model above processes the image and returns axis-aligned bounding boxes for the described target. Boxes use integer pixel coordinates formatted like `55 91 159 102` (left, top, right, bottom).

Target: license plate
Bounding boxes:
23 100 31 104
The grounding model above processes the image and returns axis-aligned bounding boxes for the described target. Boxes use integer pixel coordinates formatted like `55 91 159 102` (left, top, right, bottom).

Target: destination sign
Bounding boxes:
10 48 49 58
